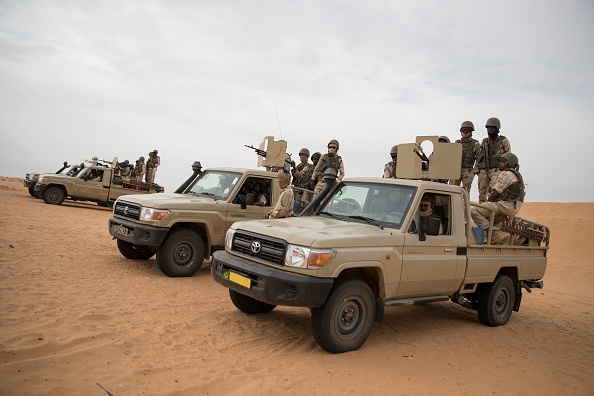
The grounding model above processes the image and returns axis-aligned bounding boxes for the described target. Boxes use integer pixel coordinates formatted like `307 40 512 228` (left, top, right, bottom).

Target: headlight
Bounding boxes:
284 245 336 269
139 207 170 221
32 175 39 181
39 177 48 183
225 228 236 249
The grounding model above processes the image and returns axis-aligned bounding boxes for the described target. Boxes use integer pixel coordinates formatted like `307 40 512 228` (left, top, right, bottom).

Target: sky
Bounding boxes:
1 0 593 202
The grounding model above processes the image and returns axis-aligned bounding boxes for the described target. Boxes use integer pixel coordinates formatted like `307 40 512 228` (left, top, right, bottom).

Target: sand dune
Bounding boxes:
0 176 592 395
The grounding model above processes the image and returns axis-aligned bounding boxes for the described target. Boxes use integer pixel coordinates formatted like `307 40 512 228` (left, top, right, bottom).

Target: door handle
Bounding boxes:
444 248 453 252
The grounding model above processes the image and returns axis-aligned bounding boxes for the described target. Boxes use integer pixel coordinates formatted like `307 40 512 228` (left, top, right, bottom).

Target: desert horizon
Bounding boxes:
1 176 593 395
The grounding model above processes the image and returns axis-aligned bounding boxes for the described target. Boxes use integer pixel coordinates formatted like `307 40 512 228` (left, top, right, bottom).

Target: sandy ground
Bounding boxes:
0 176 593 395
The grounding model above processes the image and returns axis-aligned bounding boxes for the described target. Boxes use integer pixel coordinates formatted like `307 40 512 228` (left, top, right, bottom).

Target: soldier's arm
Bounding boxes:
502 138 511 153
338 159 345 181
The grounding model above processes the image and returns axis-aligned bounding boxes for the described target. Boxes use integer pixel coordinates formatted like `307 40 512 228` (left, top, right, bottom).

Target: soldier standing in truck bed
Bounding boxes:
145 150 160 183
135 157 146 182
383 145 399 178
477 117 511 203
310 139 344 194
452 121 480 194
292 148 313 205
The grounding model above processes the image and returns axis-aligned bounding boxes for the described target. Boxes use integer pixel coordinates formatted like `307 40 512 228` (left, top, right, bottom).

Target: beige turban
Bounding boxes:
277 170 291 188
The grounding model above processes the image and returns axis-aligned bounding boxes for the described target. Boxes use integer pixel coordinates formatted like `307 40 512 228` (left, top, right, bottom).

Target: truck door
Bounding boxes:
73 168 110 201
226 176 274 229
399 193 464 297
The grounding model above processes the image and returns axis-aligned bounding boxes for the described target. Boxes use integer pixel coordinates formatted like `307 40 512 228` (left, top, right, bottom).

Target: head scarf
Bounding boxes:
277 170 291 189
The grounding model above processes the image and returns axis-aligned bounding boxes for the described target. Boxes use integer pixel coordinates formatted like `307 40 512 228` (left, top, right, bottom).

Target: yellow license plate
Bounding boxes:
112 224 129 236
223 270 251 289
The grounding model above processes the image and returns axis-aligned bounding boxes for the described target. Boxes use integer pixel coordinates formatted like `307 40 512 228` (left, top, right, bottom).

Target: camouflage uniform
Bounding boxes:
383 161 397 178
477 135 511 203
311 154 344 194
471 168 524 244
452 137 480 193
292 160 313 204
145 151 160 184
135 158 146 182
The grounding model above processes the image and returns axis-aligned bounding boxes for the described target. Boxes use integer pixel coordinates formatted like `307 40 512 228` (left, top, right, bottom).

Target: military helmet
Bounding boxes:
499 152 518 168
139 156 145 161
311 152 322 161
485 117 501 129
328 139 339 149
460 121 474 131
439 136 450 143
390 145 399 155
152 149 158 154
299 148 310 156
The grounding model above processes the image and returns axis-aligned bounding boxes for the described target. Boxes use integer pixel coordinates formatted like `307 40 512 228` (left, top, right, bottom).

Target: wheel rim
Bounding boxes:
172 242 194 266
49 190 60 201
333 296 367 340
495 288 510 316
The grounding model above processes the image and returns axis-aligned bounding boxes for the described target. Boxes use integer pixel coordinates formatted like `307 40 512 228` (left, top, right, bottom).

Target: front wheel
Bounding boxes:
311 277 376 354
156 229 205 277
477 274 515 326
117 239 156 260
229 289 276 314
28 187 35 196
42 186 65 205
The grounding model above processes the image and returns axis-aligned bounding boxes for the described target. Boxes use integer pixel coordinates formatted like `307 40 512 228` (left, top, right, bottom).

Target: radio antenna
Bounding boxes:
275 108 283 140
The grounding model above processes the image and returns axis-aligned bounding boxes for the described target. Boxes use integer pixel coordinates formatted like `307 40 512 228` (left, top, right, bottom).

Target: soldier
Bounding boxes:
471 152 524 244
452 121 481 194
265 170 294 219
476 117 511 203
119 160 131 178
292 148 313 204
310 139 345 194
251 182 268 206
419 193 442 234
383 145 398 178
145 150 160 183
135 156 146 182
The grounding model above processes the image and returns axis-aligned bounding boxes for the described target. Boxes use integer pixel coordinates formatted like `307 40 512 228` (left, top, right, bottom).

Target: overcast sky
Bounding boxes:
1 0 593 202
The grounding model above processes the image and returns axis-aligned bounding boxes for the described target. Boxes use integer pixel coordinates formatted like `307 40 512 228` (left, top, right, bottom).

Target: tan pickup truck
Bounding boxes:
108 166 282 277
34 157 163 207
211 137 550 353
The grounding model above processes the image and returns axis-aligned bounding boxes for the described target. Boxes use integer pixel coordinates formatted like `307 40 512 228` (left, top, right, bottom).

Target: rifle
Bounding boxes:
483 140 490 180
245 145 268 158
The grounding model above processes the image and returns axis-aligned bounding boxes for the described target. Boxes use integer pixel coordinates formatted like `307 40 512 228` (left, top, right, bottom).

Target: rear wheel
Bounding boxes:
477 274 515 326
156 229 205 277
42 186 65 205
116 239 156 260
311 277 376 353
229 289 276 314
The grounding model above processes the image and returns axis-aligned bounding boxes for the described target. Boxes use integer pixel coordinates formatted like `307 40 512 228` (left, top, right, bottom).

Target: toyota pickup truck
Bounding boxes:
34 157 164 207
24 161 73 198
211 136 550 353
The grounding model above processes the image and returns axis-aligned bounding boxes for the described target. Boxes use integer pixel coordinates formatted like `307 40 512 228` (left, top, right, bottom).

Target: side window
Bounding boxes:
413 192 452 235
235 177 272 207
432 193 451 235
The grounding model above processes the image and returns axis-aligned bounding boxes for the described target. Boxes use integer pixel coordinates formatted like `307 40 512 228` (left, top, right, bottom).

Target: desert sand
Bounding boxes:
0 176 593 395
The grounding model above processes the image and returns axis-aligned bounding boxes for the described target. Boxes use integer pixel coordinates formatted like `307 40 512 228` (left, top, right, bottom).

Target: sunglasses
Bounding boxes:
328 146 338 150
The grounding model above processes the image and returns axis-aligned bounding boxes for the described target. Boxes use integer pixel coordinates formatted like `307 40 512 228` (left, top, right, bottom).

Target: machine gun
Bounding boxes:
413 144 430 171
245 139 292 172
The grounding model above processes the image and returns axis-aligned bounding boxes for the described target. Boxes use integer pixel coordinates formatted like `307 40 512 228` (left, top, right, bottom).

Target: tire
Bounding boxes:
156 229 205 277
33 190 43 199
311 277 376 353
477 274 515 326
229 289 276 314
28 187 35 196
116 239 156 260
42 186 65 205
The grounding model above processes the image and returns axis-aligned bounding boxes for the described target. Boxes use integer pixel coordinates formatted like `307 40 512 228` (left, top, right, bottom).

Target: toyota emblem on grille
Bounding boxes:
123 206 130 215
251 241 261 254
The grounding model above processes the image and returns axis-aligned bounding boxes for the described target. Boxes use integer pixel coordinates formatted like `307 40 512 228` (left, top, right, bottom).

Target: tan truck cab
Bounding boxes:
34 157 164 207
211 137 550 353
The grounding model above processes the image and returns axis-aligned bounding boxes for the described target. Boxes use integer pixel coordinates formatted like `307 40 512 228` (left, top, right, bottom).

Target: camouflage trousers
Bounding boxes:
452 168 475 195
470 201 522 244
477 169 500 203
145 168 156 183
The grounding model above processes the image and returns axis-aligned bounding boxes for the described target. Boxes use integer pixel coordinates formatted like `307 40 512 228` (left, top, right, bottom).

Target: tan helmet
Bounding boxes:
139 156 145 161
152 149 158 154
499 152 518 168
311 152 321 161
460 121 474 131
328 139 339 149
390 145 399 155
299 148 310 156
485 117 501 129
439 136 450 143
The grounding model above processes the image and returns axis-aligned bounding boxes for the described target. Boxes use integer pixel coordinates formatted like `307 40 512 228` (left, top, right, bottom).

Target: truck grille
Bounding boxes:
232 231 287 266
114 201 142 220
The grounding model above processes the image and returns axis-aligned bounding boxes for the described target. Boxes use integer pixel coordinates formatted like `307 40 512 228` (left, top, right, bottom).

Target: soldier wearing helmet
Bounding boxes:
471 152 525 245
476 117 511 203
292 147 314 205
452 121 480 194
145 149 161 184
135 156 146 182
310 139 345 194
383 145 399 178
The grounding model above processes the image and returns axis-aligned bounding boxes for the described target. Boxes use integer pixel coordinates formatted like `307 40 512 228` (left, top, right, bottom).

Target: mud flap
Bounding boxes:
375 297 385 322
513 281 522 312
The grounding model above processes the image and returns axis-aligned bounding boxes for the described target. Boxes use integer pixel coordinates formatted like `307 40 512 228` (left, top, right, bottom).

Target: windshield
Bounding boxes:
185 170 242 200
317 182 416 229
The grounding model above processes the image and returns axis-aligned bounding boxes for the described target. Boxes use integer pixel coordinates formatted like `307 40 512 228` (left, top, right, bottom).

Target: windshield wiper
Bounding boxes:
348 215 384 229
198 192 217 200
319 211 343 220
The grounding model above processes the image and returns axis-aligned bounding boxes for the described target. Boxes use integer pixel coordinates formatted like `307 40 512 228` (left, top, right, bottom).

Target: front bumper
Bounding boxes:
108 216 170 246
34 183 47 192
24 180 36 189
211 250 334 308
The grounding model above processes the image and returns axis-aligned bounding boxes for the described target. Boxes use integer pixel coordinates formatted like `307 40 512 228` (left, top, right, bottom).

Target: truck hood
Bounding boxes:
234 216 403 248
116 193 222 209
